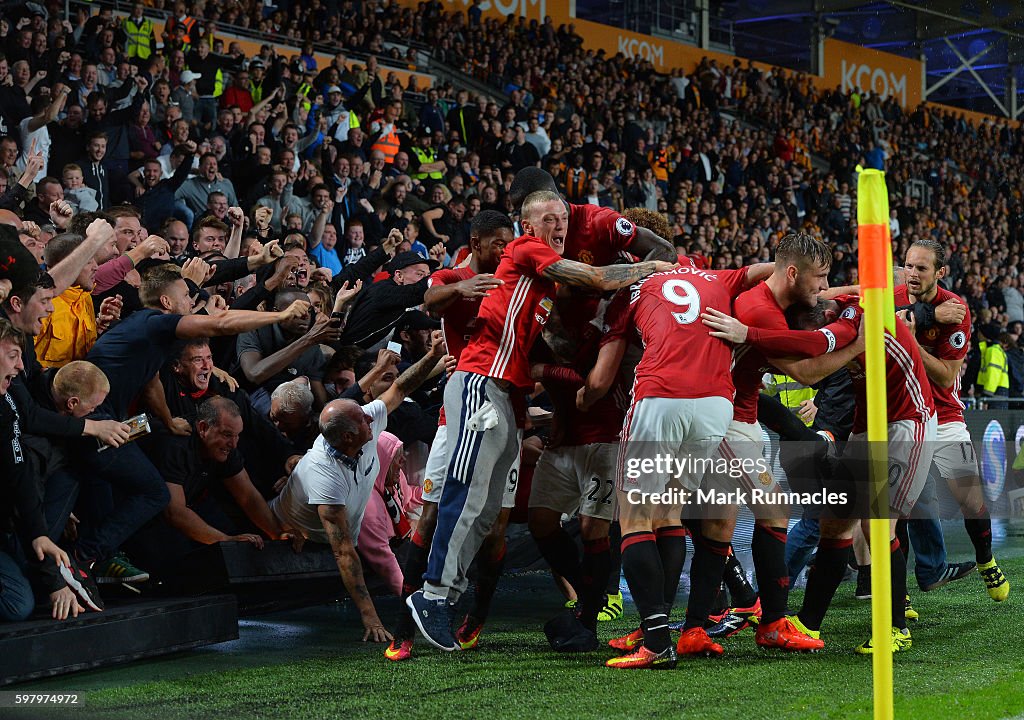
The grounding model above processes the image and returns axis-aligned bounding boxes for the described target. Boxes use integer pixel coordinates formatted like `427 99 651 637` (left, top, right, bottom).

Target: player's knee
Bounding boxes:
527 507 560 539
579 515 611 541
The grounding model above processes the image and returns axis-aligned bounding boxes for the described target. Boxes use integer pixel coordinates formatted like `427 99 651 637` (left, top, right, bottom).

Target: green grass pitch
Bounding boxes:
13 548 1024 720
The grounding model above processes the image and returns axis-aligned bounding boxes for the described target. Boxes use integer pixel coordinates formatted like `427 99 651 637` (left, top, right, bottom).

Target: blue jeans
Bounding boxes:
907 519 948 588
0 539 33 622
905 473 949 588
74 441 169 563
786 517 820 585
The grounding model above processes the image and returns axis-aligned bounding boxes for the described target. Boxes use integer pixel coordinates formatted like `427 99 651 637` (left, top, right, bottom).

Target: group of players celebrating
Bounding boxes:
383 167 1010 669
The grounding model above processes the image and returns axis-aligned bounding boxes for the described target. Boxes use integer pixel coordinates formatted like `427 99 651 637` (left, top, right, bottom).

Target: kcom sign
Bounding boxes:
841 60 907 106
617 35 665 66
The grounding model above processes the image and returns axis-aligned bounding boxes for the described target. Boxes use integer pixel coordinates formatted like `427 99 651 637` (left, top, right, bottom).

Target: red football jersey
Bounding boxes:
458 235 560 389
893 285 969 424
604 266 750 402
564 203 637 266
840 302 936 433
731 282 790 423
429 267 480 362
548 293 625 445
428 266 480 426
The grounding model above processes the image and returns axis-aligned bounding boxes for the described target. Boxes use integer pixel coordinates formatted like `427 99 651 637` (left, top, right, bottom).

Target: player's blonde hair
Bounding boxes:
521 190 562 224
52 361 110 403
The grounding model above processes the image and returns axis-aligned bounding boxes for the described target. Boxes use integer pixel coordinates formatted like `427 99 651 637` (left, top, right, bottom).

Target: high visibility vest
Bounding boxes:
649 148 669 182
982 343 1010 394
977 340 990 389
178 16 197 44
212 68 224 97
250 79 265 104
296 82 314 111
411 146 442 180
370 126 400 163
769 374 817 426
124 17 154 59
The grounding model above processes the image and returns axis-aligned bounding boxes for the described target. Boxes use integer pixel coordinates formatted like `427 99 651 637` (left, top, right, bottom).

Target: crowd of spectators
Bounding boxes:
1 0 1023 624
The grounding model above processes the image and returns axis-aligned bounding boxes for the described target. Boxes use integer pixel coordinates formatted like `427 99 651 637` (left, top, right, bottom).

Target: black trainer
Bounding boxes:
59 557 104 612
921 561 977 592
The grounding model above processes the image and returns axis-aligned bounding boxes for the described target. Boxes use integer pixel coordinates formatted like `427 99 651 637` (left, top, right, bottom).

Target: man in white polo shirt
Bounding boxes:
272 331 446 642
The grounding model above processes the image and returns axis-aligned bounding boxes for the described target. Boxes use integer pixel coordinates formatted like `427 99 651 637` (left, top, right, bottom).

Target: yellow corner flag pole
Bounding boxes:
857 166 896 720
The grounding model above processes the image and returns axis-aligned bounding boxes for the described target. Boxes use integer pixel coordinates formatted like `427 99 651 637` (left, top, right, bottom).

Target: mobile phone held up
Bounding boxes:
387 341 403 355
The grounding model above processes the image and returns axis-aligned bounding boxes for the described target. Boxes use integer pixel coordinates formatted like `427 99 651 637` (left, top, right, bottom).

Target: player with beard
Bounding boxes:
384 210 513 661
575 256 776 668
898 240 1008 601
407 192 675 652
703 233 864 654
711 294 937 652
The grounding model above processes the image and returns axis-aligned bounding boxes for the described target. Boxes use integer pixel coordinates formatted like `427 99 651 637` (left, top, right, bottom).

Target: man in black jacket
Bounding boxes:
163 337 298 494
339 241 437 350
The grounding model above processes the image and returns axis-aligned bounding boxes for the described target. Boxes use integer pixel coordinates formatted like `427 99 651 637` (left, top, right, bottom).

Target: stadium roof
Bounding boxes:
722 0 1024 117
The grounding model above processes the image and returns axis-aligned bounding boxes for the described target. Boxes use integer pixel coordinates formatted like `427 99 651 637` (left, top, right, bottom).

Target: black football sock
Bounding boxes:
577 536 611 631
655 525 688 609
722 549 758 608
891 537 908 631
964 512 993 565
798 537 853 631
469 538 506 623
535 527 581 589
622 532 670 653
683 533 730 630
394 531 430 638
751 524 790 623
606 521 622 595
895 519 910 562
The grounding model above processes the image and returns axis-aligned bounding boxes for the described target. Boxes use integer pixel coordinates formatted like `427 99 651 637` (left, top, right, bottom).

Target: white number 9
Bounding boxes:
662 279 701 325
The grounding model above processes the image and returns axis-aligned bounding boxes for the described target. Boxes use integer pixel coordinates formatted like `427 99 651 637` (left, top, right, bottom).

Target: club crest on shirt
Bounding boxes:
926 328 939 340
758 471 772 486
423 479 433 494
576 249 594 264
536 296 554 325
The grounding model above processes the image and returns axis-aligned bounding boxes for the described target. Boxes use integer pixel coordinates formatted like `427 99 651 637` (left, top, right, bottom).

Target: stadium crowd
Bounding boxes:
0 0 1016 667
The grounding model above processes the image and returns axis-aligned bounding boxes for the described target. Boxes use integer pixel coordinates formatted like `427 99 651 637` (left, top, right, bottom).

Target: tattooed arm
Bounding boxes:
318 504 392 642
378 329 448 413
542 258 676 291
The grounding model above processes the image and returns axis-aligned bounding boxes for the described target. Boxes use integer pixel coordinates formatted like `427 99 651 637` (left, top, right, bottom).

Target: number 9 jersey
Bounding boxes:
602 264 751 402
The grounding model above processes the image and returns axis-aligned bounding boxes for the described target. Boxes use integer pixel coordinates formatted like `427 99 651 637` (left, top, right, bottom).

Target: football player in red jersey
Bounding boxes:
577 257 774 668
710 295 937 653
384 211 512 661
406 191 675 652
900 240 1008 601
705 233 863 654
525 290 626 652
508 167 677 264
